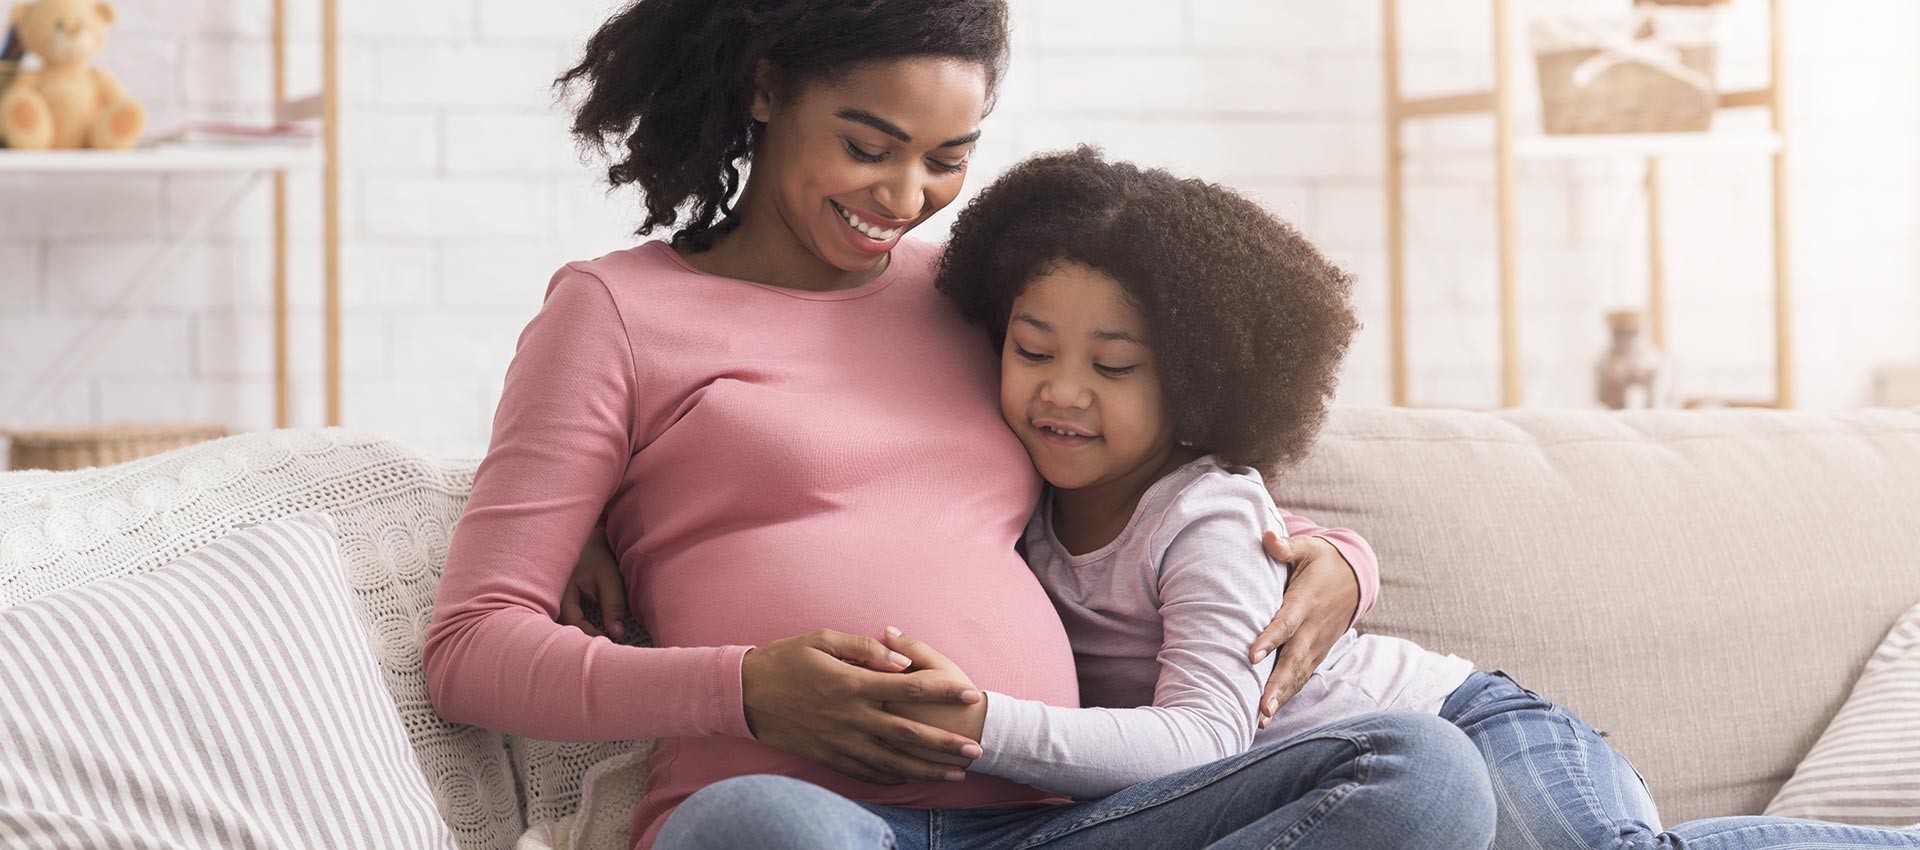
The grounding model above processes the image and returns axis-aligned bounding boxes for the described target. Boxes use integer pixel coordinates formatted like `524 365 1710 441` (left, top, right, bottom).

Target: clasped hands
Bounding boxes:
735 625 983 785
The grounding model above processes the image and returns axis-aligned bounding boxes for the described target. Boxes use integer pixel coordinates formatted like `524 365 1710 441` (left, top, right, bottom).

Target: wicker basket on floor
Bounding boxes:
3 423 231 471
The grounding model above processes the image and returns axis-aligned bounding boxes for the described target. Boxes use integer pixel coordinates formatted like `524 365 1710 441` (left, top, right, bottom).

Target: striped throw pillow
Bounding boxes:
1765 600 1920 827
0 512 458 849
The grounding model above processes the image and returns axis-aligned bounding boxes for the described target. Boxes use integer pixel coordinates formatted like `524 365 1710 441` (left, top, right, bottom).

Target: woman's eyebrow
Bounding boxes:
835 108 982 148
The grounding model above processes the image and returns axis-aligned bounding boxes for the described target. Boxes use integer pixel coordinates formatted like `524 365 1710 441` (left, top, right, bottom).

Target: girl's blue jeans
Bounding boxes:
653 710 1497 850
1441 669 1920 850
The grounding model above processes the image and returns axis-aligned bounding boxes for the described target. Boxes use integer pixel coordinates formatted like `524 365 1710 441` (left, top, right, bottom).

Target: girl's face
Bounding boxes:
999 262 1179 491
750 57 987 274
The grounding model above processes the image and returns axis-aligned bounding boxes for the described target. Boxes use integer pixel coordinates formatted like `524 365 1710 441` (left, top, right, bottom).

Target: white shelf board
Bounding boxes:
0 145 321 174
1512 132 1782 159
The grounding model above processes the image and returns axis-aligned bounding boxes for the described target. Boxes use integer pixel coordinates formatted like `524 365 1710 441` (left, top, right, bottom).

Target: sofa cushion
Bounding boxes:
0 513 457 848
1765 600 1920 826
1271 406 1920 824
0 429 522 850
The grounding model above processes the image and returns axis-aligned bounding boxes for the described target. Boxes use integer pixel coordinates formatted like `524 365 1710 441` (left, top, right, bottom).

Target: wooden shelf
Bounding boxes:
0 145 321 174
1397 86 1774 122
1512 131 1781 159
1381 0 1791 410
7 0 339 433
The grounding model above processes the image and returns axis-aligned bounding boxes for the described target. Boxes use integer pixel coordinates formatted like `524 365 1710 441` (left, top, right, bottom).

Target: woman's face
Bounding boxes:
999 262 1179 492
749 57 988 273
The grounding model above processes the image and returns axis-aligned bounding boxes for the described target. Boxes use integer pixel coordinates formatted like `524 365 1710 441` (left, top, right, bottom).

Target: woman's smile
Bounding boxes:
830 200 907 254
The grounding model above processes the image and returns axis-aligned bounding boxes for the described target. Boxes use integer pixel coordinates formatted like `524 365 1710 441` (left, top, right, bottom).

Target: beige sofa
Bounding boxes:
1284 405 1920 824
2 405 1916 846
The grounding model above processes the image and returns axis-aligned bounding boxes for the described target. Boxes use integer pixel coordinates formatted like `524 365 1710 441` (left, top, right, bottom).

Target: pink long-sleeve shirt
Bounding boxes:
422 237 1380 849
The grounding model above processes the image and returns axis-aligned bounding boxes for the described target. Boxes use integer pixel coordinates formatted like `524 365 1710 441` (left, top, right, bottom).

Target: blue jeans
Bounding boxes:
654 711 1496 850
1439 670 1920 850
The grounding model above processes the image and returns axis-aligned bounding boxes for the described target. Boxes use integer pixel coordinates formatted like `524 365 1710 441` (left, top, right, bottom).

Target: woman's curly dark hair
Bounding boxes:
556 0 1010 252
935 146 1360 475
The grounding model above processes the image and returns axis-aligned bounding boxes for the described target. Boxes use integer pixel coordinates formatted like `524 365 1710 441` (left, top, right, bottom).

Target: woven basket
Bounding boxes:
3 423 231 471
1532 8 1719 134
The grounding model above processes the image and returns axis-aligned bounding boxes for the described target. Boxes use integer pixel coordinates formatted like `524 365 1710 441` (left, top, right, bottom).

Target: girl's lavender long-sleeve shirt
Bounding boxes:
974 456 1468 799
422 238 1383 848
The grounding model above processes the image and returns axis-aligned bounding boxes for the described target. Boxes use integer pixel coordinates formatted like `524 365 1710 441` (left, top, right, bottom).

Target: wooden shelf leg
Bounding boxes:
1493 0 1522 407
1383 0 1408 407
274 175 289 429
1646 157 1667 353
272 0 289 429
323 0 342 427
1770 0 1792 408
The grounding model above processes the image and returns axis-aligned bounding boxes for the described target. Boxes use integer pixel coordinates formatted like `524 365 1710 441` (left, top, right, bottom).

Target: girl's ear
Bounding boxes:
749 58 775 124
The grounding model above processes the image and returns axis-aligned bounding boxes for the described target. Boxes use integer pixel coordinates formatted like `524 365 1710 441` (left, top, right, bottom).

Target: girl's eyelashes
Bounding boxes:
1012 345 1137 377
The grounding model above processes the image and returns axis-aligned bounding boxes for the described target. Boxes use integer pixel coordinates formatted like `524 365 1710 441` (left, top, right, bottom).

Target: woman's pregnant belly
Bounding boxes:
627 520 1081 846
639 519 1079 708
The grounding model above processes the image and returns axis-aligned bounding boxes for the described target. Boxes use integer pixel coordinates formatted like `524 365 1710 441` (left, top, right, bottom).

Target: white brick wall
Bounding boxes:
2 0 1917 462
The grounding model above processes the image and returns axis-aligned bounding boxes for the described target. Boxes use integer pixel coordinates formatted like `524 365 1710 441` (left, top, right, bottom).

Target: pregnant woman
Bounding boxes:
422 2 1496 849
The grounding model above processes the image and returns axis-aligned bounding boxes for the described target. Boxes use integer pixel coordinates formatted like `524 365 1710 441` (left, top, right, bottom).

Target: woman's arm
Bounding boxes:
422 264 756 742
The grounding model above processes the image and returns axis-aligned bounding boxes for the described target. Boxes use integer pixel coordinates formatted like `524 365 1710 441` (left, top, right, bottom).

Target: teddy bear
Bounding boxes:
0 0 144 150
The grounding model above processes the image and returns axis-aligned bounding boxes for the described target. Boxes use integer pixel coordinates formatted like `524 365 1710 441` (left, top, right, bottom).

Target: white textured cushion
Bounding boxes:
1766 601 1920 826
0 429 522 849
0 513 458 848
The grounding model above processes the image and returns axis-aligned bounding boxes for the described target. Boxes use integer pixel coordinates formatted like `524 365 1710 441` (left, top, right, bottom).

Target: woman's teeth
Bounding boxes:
838 205 902 241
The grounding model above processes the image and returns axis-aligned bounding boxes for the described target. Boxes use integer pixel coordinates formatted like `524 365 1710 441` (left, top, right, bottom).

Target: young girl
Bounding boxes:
889 145 1920 850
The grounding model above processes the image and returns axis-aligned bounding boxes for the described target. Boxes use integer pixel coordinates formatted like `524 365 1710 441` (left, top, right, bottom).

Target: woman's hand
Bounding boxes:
878 627 987 768
558 523 629 641
1249 531 1362 728
741 628 987 786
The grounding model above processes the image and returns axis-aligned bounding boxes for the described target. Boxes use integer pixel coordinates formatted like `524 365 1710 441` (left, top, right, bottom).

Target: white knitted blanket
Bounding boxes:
0 428 649 850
